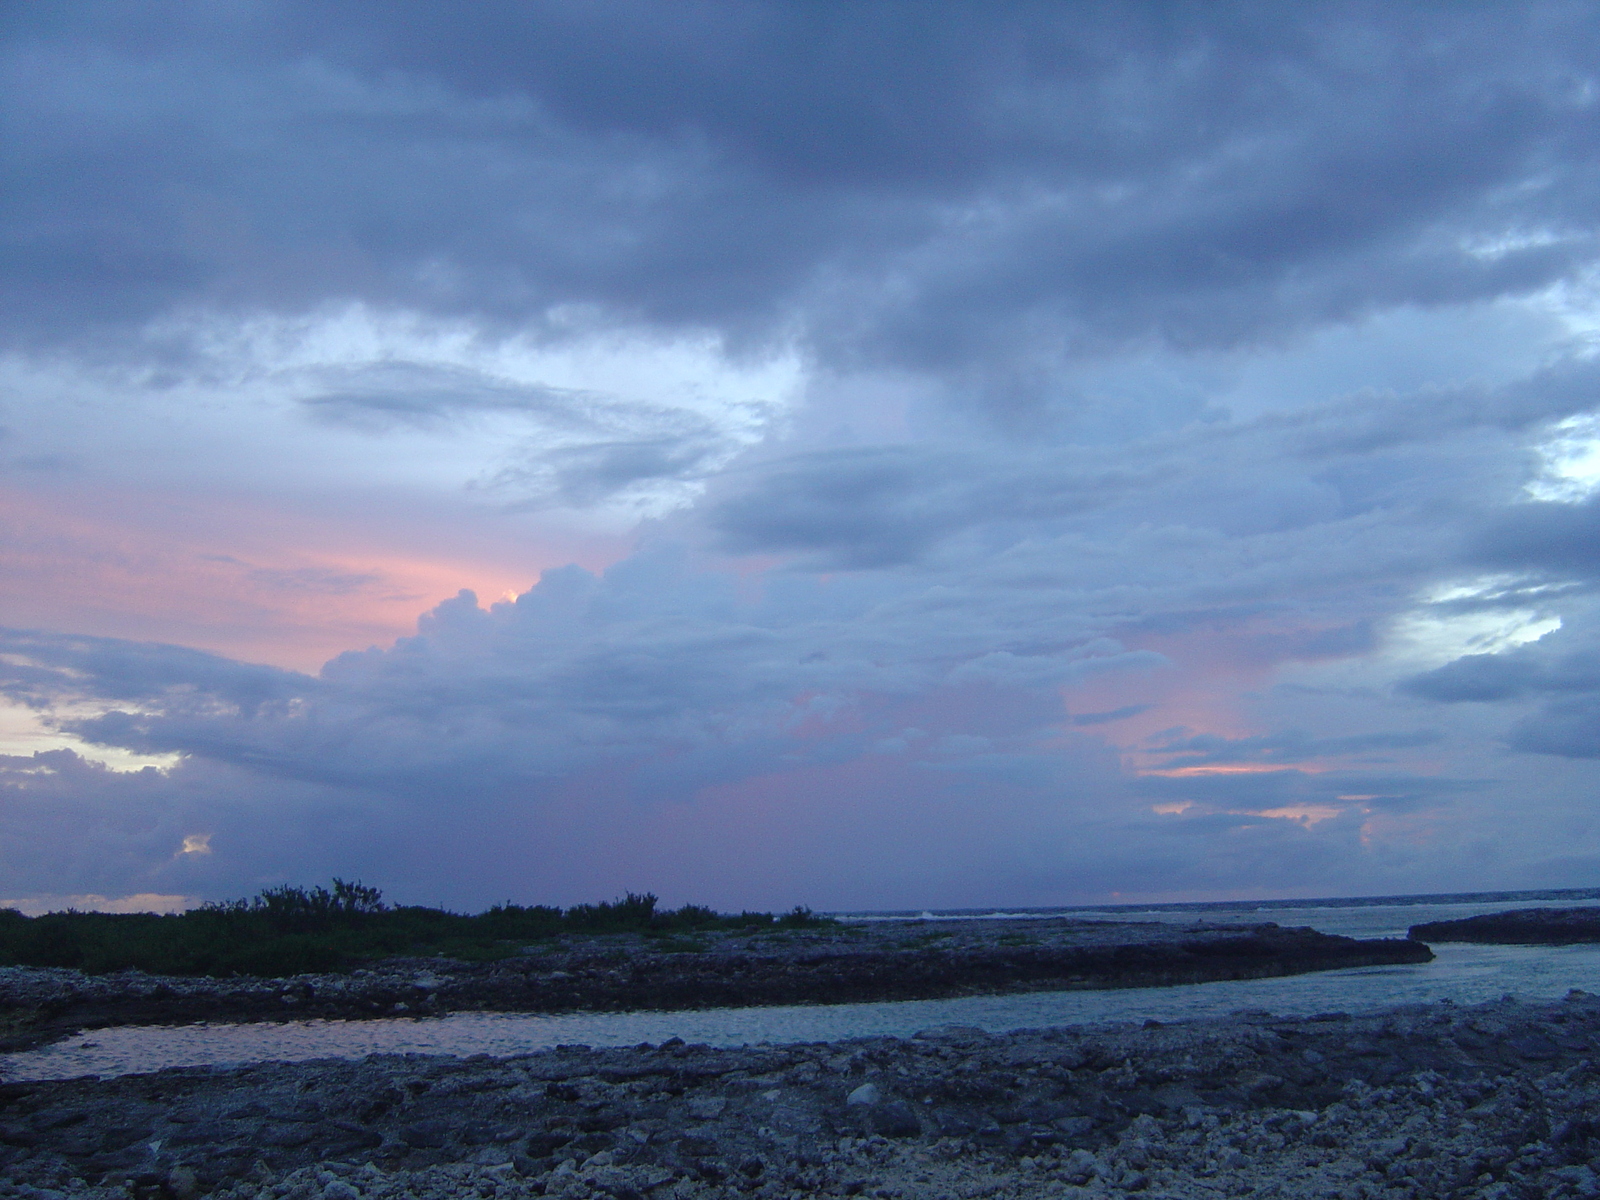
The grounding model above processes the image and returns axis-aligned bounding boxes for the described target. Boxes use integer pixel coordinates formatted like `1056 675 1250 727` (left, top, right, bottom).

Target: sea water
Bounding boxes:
6 892 1600 1081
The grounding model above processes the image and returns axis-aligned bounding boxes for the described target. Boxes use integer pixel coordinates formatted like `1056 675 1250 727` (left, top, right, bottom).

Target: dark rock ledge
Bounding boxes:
0 919 1429 1051
1410 906 1600 945
2 993 1598 1200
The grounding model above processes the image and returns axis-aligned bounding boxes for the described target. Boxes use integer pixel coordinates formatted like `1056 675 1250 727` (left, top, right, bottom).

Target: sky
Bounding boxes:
6 2 1600 914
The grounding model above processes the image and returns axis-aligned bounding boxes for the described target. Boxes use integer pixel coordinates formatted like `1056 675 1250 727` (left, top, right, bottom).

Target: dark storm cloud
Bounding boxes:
0 750 210 898
0 746 413 901
1401 639 1600 758
0 627 311 712
1401 646 1600 704
1472 493 1600 578
6 2 1600 399
1507 696 1600 758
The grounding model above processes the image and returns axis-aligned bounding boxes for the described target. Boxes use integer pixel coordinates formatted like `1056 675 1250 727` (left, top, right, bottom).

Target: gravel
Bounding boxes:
3 992 1599 1200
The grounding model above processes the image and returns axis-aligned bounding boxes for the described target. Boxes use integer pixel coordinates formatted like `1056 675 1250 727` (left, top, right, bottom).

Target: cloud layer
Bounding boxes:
5 4 1600 909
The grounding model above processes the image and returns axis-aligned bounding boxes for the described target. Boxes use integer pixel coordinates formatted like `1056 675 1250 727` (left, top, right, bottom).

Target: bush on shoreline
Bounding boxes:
0 883 834 977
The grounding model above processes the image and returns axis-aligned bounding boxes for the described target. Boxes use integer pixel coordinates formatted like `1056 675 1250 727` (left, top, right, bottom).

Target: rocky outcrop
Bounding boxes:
1410 906 1600 945
1 993 1598 1200
0 919 1430 1051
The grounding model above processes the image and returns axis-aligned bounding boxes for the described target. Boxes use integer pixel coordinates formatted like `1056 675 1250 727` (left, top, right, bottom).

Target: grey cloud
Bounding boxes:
298 360 763 509
0 750 213 899
1268 358 1600 461
915 751 1080 790
12 5 1600 907
1507 696 1600 758
1402 639 1600 759
0 739 1470 911
708 445 1153 566
1069 704 1152 727
712 360 1600 569
299 363 612 433
16 543 1141 796
1146 728 1445 768
0 747 419 902
17 353 1565 814
1303 771 1489 809
944 646 1166 690
1399 648 1593 704
6 3 1600 401
494 433 732 511
711 447 978 566
1133 766 1481 812
1472 493 1600 579
0 602 1533 910
0 627 312 712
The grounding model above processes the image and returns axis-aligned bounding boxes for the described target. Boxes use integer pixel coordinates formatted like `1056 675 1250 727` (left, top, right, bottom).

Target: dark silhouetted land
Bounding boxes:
1410 905 1600 944
0 887 1429 1051
0 883 830 978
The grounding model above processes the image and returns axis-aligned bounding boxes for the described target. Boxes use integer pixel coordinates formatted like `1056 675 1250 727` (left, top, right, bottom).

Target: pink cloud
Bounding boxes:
0 482 630 670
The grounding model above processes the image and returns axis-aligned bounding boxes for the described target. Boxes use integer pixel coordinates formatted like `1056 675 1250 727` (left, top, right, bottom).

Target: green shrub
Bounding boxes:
0 882 836 977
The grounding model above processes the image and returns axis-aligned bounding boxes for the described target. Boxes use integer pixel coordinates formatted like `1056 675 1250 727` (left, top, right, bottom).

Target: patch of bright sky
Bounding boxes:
1387 575 1561 670
0 893 196 916
0 697 181 772
0 304 802 526
1514 264 1600 503
1259 575 1565 725
1460 228 1575 261
1530 262 1600 350
1528 412 1600 502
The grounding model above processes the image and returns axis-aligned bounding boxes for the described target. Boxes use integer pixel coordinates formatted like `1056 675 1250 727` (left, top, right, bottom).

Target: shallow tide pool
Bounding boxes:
8 931 1600 1082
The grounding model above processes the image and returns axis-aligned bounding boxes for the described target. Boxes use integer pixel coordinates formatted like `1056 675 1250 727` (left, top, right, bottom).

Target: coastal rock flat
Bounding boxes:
2 994 1599 1200
1410 906 1600 945
0 919 1429 1050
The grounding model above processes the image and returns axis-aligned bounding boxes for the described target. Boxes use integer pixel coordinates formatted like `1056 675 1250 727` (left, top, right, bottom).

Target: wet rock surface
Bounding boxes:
0 920 1430 1051
3 993 1600 1200
1410 906 1600 945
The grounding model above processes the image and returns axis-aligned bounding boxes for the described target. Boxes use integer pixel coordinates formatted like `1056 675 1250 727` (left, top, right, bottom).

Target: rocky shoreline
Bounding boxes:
3 993 1599 1200
1410 906 1600 945
0 919 1429 1052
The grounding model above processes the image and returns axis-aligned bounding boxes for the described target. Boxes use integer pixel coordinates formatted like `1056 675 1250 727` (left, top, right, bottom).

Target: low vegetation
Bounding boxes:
0 882 834 977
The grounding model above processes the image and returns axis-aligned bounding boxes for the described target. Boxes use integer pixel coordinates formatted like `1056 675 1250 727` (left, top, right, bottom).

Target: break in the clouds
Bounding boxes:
5 2 1600 911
